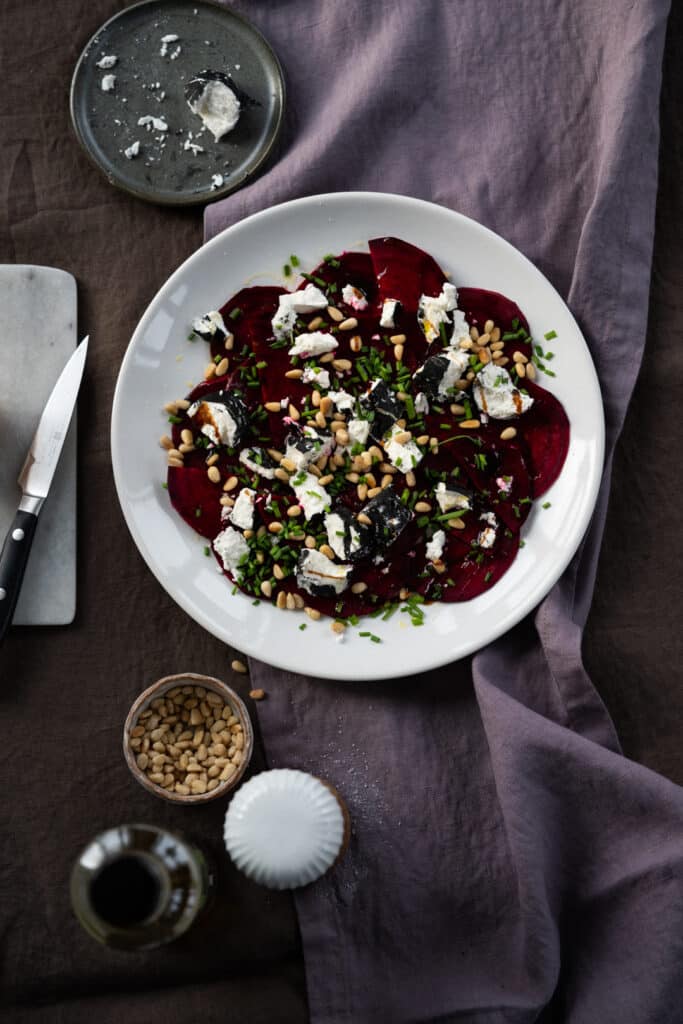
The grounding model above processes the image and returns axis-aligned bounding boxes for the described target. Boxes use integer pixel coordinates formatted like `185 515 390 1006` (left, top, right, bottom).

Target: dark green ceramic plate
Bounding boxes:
70 0 285 206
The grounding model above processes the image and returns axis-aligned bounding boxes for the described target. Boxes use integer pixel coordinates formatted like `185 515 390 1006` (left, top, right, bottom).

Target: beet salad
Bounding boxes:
160 237 569 629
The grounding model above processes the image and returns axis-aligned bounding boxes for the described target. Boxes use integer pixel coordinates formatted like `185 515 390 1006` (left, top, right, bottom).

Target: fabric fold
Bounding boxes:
205 1 681 1020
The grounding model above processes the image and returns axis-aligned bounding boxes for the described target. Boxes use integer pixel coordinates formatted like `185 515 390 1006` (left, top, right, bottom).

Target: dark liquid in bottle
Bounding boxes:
89 855 161 928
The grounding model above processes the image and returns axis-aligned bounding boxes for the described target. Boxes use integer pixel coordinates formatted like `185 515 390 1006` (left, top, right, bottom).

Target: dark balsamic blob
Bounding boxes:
360 380 405 443
412 354 452 400
363 487 413 552
184 69 258 110
325 506 375 563
194 389 250 448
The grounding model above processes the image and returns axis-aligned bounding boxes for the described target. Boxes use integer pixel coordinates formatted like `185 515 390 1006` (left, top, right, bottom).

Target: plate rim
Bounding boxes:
111 190 605 679
69 0 286 208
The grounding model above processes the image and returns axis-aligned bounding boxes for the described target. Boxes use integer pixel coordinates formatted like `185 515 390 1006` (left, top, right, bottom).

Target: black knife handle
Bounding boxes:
0 509 38 644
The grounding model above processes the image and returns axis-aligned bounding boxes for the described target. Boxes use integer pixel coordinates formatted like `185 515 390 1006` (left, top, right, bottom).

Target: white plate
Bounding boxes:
111 192 604 681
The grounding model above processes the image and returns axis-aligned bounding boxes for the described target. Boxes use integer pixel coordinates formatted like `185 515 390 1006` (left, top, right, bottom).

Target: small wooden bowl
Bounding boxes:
123 673 254 804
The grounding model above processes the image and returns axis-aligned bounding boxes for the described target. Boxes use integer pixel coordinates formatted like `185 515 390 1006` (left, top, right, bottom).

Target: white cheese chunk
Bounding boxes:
213 527 249 578
449 308 471 347
301 365 331 389
327 389 356 413
272 285 329 339
192 310 226 338
438 349 470 396
211 173 224 190
341 284 368 311
188 400 239 446
289 471 331 520
477 512 498 549
426 529 446 563
297 549 352 596
229 487 256 530
435 482 471 513
101 74 116 92
284 427 334 470
96 55 118 69
124 141 140 160
187 79 240 141
288 331 338 359
379 298 400 329
418 282 459 343
239 448 276 479
383 423 424 472
138 115 168 132
347 418 370 447
414 391 430 415
324 512 347 560
472 363 534 420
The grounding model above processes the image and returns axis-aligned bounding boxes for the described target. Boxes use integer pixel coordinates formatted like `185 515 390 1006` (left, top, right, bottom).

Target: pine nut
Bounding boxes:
525 362 537 380
268 521 283 534
394 344 404 362
491 327 501 342
331 621 346 634
498 357 511 366
366 487 381 498
500 427 517 440
318 474 334 486
459 419 480 429
315 411 327 429
393 430 411 444
159 435 174 450
179 443 194 454
448 517 466 530
414 501 432 512
164 401 179 414
207 466 221 483
319 543 336 560
478 332 491 346
280 457 297 472
512 351 528 364
327 305 344 322
180 428 193 445
249 689 266 701
175 399 191 410
265 401 281 412
206 453 219 466
311 390 321 407
479 348 491 364
305 606 322 620
350 335 362 353
305 535 316 548
333 358 352 372
231 659 248 674
224 333 234 350
450 405 465 416
351 581 367 594
215 357 229 376
285 369 303 379
260 580 273 597
484 319 495 334
276 591 287 609
490 340 505 351
357 513 372 526
288 403 300 420
285 593 296 610
168 457 183 467
470 326 479 341
205 363 217 380
319 352 336 363
459 338 473 350
514 362 526 378
339 317 358 331
274 467 290 483
273 564 285 580
267 449 284 462
293 594 305 609
357 483 368 501
405 470 417 487
287 505 302 517
492 351 503 360
224 476 238 491
168 448 183 460
380 475 393 489
308 316 323 330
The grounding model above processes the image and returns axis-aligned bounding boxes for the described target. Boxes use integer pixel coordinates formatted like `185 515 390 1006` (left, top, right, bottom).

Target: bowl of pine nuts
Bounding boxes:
123 673 254 803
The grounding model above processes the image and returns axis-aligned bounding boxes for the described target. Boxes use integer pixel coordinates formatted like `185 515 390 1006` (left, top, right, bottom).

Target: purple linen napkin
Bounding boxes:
206 2 683 1021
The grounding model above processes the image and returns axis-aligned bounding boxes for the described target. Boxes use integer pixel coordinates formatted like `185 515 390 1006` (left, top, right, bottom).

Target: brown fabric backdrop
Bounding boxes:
0 1 680 1021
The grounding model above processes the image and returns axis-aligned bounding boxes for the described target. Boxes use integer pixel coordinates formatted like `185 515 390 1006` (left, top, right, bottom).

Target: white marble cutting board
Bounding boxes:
0 266 77 624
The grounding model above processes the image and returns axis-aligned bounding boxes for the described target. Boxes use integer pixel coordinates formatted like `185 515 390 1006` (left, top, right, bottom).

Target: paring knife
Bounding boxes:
0 337 88 643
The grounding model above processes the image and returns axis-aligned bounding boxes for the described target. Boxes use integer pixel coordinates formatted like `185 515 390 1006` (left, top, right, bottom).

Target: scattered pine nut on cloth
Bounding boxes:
204 1 683 1022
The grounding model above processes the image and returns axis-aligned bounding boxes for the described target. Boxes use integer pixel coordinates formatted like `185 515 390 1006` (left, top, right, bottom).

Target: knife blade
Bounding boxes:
0 336 88 644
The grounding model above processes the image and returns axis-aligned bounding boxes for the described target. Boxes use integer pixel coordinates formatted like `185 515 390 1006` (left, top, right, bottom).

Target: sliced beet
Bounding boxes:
458 287 532 360
517 380 570 496
167 466 224 539
369 237 446 314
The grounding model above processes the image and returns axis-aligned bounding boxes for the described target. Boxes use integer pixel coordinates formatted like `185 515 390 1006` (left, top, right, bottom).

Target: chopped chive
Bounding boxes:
542 501 552 509
283 264 291 277
290 254 300 267
168 414 182 424
231 585 238 595
440 423 451 430
544 330 557 341
255 360 267 369
359 630 370 637
252 599 260 606
370 635 382 643
299 623 307 631
213 354 222 364
194 507 202 518
203 546 210 556
485 571 493 582
161 481 168 490
302 272 327 288
435 509 467 522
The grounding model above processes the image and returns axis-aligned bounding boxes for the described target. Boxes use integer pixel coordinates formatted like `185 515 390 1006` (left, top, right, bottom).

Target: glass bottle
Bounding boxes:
70 823 213 950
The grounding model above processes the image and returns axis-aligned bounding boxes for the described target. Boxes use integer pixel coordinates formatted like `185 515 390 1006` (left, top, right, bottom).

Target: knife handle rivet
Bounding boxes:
12 529 25 542
0 588 6 600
